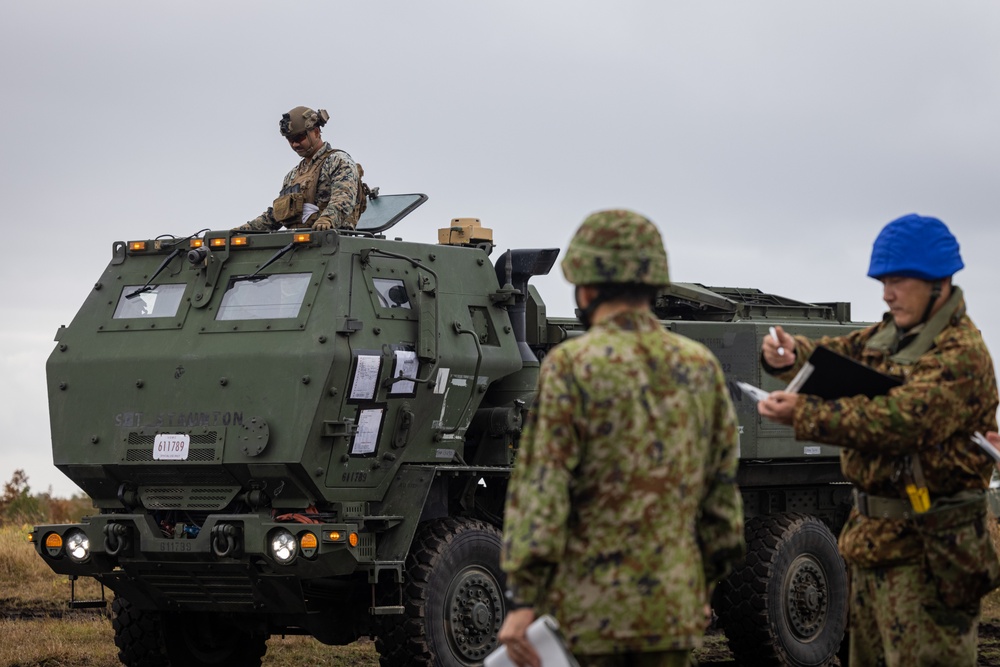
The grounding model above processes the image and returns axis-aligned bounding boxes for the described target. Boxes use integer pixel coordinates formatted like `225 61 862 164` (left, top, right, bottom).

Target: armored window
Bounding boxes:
215 273 312 321
372 278 411 309
113 284 187 319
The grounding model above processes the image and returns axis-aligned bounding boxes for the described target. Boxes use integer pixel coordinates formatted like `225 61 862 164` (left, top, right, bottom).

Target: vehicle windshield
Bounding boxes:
215 273 312 321
113 284 187 319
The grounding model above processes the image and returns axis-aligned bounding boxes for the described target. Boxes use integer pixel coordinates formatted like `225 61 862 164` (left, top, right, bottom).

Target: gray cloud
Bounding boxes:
2 1 998 495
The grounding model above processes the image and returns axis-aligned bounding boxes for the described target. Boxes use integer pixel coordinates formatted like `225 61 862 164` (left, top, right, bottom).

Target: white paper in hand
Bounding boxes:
485 615 579 667
736 381 770 403
972 432 1000 463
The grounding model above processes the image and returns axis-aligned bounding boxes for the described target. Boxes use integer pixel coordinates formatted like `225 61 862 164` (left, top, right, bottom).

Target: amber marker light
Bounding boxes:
327 531 343 542
293 233 311 244
231 236 248 247
348 532 359 547
44 532 63 557
128 241 147 252
299 532 318 558
209 237 227 248
189 239 204 249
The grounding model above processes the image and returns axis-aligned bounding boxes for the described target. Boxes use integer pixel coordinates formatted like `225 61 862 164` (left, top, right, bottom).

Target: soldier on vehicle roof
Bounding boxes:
497 209 745 667
758 213 1000 666
238 106 364 232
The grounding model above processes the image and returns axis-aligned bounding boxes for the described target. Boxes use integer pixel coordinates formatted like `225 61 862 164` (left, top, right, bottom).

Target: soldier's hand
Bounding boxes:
758 390 798 426
762 325 796 368
312 217 333 231
233 223 252 231
498 607 540 667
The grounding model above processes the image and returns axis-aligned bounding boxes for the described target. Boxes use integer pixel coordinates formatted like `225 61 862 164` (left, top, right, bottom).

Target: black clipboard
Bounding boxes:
786 346 902 400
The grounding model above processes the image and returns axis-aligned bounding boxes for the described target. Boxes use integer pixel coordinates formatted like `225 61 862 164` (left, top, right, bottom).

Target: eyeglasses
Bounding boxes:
287 132 308 143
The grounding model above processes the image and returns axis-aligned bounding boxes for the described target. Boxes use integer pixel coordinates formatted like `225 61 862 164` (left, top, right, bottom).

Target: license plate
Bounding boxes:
153 433 190 461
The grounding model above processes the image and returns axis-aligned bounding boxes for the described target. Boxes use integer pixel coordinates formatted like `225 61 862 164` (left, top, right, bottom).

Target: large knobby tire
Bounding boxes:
376 517 506 667
715 513 848 667
112 596 169 667
111 596 267 667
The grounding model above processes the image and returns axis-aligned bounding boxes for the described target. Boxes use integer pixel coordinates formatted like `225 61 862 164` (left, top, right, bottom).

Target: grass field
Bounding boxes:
5 522 1000 666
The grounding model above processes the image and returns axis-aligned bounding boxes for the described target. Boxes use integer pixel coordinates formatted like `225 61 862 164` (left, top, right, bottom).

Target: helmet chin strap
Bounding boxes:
919 280 943 326
575 289 612 331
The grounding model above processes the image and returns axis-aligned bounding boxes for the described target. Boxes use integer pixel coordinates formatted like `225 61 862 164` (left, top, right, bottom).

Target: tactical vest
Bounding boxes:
272 147 368 228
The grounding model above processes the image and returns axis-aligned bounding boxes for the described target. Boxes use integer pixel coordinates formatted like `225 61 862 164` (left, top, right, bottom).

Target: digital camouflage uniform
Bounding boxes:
767 285 1000 666
244 142 361 231
501 211 745 663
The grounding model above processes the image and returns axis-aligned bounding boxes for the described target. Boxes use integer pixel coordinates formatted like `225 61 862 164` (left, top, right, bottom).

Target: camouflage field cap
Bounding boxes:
561 209 670 286
279 106 330 137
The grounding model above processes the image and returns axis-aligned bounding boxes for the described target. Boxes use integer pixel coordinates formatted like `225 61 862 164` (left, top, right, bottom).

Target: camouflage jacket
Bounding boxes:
246 142 361 231
768 287 999 566
502 309 744 654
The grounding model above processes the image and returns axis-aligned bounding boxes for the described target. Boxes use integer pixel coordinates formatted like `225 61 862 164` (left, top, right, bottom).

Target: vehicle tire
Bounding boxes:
715 513 848 667
111 596 267 667
112 596 169 667
376 517 506 667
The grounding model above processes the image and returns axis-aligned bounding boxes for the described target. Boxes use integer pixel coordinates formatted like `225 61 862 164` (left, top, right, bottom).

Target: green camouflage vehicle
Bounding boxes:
33 195 858 667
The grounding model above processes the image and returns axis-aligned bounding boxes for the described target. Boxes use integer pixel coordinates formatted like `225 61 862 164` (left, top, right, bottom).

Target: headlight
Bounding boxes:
270 529 297 564
65 530 91 563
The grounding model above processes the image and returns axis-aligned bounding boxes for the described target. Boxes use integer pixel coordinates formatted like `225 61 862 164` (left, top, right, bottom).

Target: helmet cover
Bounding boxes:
279 106 329 137
867 213 964 280
561 209 670 286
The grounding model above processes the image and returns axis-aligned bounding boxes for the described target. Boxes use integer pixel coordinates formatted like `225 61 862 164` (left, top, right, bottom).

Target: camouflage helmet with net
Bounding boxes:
560 209 670 286
279 106 330 137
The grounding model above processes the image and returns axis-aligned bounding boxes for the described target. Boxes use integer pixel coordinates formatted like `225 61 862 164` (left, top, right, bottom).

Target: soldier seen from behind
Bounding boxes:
758 214 1000 666
238 106 365 232
497 210 746 667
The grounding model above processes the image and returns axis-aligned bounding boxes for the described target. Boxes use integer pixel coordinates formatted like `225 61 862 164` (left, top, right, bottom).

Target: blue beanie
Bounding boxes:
867 214 964 281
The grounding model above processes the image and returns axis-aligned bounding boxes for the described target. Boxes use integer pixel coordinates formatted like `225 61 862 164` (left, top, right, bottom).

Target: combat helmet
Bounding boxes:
279 106 330 137
867 213 963 281
561 209 670 287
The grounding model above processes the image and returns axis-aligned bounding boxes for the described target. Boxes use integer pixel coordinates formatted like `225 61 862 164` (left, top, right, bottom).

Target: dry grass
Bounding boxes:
0 617 378 667
5 521 1000 666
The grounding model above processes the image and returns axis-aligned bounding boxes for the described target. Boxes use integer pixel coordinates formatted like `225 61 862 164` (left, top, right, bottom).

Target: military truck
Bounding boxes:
32 195 859 667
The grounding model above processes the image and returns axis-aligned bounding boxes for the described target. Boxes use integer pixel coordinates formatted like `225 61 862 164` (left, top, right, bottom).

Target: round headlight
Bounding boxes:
270 529 297 564
65 530 91 563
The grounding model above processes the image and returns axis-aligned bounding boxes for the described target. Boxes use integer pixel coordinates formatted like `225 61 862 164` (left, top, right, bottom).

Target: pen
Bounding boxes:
769 326 785 356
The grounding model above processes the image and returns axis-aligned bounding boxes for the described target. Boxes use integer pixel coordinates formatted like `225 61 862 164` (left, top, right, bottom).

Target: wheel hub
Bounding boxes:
785 555 828 639
447 569 502 662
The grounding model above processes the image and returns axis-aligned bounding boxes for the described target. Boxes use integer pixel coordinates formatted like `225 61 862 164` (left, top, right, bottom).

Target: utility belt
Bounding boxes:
853 489 920 520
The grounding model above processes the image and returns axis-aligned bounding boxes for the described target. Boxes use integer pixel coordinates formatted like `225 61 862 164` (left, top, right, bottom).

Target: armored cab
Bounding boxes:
34 196 861 667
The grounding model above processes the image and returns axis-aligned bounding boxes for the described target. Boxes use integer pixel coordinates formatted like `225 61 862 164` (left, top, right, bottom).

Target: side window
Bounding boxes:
113 284 187 319
372 278 411 310
215 273 312 321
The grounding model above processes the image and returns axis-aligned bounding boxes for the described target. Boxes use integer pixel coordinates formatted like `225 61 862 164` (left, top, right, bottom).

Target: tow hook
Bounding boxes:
211 523 241 558
103 523 130 556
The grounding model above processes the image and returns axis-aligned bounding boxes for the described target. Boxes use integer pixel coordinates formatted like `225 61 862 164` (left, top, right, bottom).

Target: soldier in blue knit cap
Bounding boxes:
759 214 1000 666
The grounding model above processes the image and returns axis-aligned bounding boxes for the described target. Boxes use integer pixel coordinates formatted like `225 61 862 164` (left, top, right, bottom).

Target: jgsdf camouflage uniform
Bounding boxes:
764 214 1000 666
501 211 745 663
244 107 362 231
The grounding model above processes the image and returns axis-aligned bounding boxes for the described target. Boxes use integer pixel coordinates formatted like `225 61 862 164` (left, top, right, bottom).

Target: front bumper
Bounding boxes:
32 513 372 613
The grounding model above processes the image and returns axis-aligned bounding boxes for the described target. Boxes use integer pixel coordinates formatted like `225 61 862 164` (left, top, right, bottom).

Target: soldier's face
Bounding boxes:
880 276 933 330
288 128 322 158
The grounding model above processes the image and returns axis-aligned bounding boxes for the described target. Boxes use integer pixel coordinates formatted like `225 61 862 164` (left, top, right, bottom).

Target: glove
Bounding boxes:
312 216 333 231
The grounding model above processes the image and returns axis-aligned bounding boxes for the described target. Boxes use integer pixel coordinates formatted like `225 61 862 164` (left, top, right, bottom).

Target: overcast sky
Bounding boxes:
2 2 999 497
